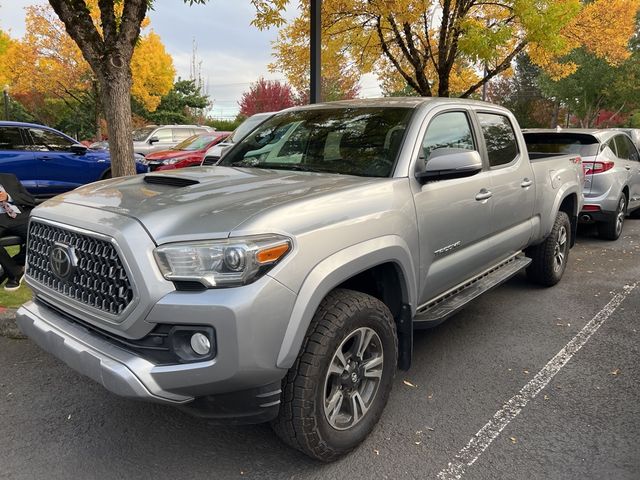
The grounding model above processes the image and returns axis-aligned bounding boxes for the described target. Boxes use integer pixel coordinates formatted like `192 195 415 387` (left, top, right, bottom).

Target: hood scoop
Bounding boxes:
144 175 200 187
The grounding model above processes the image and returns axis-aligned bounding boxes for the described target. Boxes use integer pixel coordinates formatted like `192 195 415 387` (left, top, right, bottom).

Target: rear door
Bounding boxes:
476 112 536 254
412 109 495 303
0 126 39 194
615 134 640 209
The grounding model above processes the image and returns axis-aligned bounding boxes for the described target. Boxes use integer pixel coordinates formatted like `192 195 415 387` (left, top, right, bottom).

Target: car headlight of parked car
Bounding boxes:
154 234 291 287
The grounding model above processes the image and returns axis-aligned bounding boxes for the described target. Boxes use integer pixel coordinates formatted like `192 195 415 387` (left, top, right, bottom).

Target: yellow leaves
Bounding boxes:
2 3 174 112
565 0 640 66
530 0 640 79
131 31 175 112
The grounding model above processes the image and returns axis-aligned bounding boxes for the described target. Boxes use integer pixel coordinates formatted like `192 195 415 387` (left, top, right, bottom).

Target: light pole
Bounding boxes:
310 0 321 104
2 86 8 121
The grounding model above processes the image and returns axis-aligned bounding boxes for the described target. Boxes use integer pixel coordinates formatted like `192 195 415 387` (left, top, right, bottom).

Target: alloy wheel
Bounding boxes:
323 327 384 431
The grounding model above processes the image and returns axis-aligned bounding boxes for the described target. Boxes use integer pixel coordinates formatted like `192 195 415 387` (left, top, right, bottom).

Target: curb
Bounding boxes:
0 307 26 339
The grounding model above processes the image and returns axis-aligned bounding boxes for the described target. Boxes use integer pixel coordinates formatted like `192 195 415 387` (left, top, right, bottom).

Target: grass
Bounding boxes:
0 246 32 309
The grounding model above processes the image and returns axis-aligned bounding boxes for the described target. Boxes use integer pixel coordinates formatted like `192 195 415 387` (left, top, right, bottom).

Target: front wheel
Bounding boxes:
526 211 571 287
597 194 626 240
271 289 397 461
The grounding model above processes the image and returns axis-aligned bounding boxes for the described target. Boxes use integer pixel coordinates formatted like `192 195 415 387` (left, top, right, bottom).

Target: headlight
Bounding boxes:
165 157 186 165
154 234 291 288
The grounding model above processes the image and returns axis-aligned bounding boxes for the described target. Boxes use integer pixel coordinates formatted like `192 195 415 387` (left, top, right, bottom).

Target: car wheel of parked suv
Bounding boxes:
526 211 571 287
597 194 627 241
272 289 397 462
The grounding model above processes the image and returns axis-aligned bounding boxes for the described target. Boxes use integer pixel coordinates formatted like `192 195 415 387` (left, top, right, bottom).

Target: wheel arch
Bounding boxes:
558 192 579 247
275 236 417 369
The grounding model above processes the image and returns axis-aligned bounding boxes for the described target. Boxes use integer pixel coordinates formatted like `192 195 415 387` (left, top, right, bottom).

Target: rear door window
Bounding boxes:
0 127 29 150
614 134 639 161
477 113 519 167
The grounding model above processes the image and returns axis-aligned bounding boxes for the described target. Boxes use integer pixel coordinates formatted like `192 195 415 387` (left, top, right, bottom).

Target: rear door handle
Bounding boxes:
475 189 493 201
40 156 53 161
625 165 632 170
521 178 533 188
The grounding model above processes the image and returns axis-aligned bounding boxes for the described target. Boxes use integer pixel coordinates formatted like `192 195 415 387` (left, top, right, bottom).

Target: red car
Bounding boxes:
144 131 231 171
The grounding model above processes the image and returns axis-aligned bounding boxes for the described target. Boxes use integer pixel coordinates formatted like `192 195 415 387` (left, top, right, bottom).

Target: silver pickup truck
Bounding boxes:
17 98 584 461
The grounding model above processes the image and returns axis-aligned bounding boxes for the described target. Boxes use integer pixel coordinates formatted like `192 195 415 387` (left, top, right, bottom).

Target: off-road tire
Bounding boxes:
271 289 397 462
526 211 571 287
597 194 627 240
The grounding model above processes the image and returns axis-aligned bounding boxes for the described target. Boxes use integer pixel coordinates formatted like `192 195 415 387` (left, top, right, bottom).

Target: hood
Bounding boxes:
54 166 378 244
144 149 197 161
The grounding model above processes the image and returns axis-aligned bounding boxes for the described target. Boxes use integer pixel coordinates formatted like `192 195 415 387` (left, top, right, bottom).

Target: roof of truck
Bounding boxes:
289 96 507 110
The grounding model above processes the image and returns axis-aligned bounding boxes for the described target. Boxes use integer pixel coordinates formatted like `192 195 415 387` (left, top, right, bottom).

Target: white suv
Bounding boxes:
133 125 213 156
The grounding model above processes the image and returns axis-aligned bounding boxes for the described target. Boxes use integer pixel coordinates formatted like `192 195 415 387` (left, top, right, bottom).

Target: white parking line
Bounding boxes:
437 283 638 480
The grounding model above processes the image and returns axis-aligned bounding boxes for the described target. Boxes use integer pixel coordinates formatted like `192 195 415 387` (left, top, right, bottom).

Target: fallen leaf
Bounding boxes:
403 380 417 388
523 370 529 375
510 437 517 444
374 449 380 455
544 394 549 400
427 394 433 399
414 441 421 445
611 369 621 376
67 414 71 420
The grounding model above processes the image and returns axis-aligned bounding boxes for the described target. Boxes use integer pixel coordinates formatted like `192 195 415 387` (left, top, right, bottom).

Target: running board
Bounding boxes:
414 254 532 328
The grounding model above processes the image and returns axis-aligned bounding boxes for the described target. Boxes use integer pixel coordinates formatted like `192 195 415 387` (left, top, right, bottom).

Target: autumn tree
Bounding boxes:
271 0 640 98
1 4 174 141
44 0 288 177
238 78 296 117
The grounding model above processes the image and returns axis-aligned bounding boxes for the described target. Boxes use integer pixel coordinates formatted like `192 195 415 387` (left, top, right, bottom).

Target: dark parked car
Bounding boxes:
0 121 148 198
143 131 231 171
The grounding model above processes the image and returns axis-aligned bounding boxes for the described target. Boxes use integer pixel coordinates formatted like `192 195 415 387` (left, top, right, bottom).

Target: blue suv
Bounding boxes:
0 121 148 198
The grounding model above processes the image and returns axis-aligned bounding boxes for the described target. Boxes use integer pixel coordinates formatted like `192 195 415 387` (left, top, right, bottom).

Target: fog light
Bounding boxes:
190 332 211 355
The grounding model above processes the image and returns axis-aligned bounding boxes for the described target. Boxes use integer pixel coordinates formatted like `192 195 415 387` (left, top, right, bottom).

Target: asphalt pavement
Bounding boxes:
1 219 638 480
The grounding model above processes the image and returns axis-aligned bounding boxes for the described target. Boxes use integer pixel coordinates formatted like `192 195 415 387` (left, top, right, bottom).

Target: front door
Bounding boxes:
614 134 640 209
412 110 495 304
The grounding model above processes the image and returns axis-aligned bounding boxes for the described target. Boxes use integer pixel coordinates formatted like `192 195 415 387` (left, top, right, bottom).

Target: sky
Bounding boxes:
0 1 381 119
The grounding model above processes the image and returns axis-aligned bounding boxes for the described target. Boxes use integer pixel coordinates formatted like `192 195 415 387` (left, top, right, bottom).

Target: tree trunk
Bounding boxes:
97 67 136 177
93 79 102 141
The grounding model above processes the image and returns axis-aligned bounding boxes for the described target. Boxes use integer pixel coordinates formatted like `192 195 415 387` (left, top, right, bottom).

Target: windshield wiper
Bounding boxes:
233 162 326 173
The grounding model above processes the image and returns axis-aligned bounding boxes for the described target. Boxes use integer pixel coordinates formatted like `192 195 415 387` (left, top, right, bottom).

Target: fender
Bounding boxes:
275 235 417 369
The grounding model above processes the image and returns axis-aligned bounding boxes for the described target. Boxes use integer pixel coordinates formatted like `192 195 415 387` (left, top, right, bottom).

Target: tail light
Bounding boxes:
583 160 614 175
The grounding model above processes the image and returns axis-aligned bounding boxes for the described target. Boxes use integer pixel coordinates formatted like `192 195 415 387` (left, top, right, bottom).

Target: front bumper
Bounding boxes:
17 274 297 422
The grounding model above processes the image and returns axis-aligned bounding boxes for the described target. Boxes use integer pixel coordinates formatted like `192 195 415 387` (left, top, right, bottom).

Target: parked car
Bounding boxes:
202 112 274 165
0 121 148 198
133 124 213 156
17 98 584 461
143 131 231 171
524 129 640 240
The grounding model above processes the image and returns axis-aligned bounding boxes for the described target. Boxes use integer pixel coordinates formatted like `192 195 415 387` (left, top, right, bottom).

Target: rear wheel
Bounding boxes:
597 194 626 240
526 211 571 287
100 169 112 180
272 289 397 462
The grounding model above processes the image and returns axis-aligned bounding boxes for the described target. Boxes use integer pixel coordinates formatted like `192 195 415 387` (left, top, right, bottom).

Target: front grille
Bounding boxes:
27 222 134 316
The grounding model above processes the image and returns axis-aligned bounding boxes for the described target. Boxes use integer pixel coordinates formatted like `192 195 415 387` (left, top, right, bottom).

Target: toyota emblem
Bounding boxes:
50 243 77 281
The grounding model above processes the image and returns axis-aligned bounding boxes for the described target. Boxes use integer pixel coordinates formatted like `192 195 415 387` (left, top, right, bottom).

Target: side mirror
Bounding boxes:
149 136 159 144
69 144 88 155
416 149 483 183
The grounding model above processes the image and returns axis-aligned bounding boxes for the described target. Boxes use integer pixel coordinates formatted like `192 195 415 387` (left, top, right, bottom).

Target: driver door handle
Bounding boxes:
521 178 533 188
475 189 493 201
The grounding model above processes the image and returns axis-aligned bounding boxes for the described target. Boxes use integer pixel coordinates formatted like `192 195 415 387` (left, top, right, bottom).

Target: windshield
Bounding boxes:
229 115 271 143
132 127 156 142
174 133 221 151
523 132 600 157
219 107 413 177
